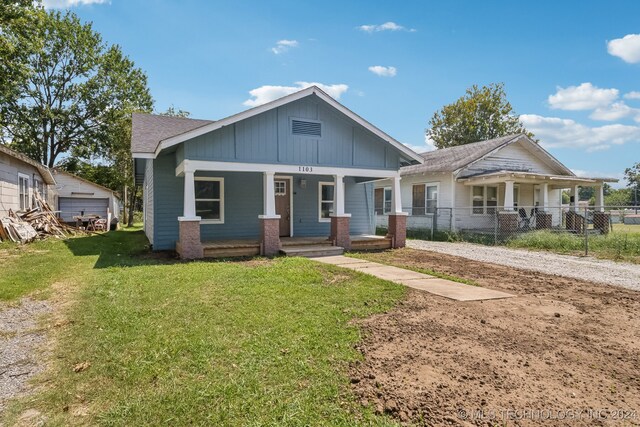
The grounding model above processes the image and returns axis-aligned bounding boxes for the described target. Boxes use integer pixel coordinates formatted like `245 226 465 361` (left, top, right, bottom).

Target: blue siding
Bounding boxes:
183 95 399 170
151 160 375 249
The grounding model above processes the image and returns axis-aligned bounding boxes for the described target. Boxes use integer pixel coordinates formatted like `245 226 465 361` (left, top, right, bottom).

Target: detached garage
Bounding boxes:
52 169 121 227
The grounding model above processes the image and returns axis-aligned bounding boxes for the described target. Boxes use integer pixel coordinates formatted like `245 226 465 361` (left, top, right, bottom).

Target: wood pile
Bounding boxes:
0 192 88 243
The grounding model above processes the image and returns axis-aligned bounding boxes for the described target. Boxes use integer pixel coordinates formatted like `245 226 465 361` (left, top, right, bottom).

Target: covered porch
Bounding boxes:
174 159 408 259
457 171 617 233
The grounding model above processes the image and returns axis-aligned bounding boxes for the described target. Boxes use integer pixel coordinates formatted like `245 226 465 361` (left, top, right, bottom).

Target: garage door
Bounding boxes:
58 197 109 223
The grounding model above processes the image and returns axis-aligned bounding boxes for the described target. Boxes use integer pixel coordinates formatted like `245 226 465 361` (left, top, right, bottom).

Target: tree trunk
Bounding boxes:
127 185 138 227
122 184 128 225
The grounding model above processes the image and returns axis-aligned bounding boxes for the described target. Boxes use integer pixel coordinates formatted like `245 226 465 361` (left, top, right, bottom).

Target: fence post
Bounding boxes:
431 210 435 241
584 206 589 256
494 210 498 245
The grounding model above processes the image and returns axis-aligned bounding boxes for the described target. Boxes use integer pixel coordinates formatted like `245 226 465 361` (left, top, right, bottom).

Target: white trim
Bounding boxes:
194 176 224 224
274 175 294 237
470 184 499 215
258 214 281 219
131 152 155 159
178 216 201 222
149 86 423 163
177 159 401 179
318 181 335 222
18 172 31 211
391 176 403 215
411 181 440 215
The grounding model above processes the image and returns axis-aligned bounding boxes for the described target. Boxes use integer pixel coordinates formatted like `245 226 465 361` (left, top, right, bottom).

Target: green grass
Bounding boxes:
2 228 405 426
506 228 640 263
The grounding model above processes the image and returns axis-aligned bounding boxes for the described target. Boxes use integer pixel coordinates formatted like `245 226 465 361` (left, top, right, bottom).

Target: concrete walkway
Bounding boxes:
312 256 515 301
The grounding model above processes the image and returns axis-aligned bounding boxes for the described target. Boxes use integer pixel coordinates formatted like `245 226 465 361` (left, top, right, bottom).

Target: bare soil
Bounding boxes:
349 248 640 426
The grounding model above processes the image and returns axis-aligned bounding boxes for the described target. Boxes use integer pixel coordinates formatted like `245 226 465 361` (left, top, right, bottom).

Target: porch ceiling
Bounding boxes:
457 171 618 188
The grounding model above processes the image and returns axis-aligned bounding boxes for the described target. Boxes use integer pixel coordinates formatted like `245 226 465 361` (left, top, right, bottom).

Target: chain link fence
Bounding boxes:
375 205 640 258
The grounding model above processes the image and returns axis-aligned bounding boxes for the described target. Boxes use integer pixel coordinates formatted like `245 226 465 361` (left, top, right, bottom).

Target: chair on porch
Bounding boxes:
517 208 535 231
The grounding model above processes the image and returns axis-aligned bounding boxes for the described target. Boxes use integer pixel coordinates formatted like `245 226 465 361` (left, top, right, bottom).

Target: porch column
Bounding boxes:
330 174 351 250
541 183 549 211
570 185 579 211
387 175 407 248
503 180 515 211
259 171 281 256
595 185 604 212
177 170 203 259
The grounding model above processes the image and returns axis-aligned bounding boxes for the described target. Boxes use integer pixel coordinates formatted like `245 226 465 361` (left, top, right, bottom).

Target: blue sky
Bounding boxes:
46 0 640 186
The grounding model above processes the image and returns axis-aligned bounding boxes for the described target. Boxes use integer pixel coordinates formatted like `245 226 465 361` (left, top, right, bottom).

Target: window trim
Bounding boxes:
412 182 439 215
318 181 334 222
470 184 498 215
18 172 30 211
195 177 224 224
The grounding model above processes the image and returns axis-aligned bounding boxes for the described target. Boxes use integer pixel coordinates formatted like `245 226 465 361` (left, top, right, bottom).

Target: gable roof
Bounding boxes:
51 168 120 199
0 144 55 185
131 86 424 164
131 113 214 155
401 134 573 176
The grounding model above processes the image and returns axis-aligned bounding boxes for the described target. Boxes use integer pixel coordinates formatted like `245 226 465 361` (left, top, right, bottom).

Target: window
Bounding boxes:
18 173 30 211
513 185 520 209
471 185 498 214
195 177 224 223
319 182 334 222
412 183 438 215
274 180 286 196
375 187 393 214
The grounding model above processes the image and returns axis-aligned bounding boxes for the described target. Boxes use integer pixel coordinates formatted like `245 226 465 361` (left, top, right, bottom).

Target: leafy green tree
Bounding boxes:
604 188 632 207
426 83 534 149
625 162 640 207
0 10 153 167
159 106 191 118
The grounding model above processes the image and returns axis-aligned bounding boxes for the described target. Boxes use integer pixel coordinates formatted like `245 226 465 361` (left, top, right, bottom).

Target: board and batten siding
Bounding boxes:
181 95 401 171
150 152 375 250
0 151 53 217
458 141 562 178
143 159 154 245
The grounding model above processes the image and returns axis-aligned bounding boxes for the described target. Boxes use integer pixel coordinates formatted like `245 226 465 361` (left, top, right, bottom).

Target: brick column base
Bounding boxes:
176 218 203 259
387 214 407 248
330 215 351 250
498 211 518 232
536 212 553 229
260 217 281 256
593 212 610 234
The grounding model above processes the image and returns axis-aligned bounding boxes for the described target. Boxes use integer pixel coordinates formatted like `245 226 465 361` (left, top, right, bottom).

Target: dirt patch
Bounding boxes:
350 249 640 426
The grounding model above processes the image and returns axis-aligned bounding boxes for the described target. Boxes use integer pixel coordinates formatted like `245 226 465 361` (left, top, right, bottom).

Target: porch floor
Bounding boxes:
201 235 391 258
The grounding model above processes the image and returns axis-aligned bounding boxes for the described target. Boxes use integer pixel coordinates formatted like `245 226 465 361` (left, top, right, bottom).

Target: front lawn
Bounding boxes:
1 228 404 426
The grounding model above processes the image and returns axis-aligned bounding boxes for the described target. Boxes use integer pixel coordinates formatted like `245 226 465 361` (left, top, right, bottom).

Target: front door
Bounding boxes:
275 178 291 237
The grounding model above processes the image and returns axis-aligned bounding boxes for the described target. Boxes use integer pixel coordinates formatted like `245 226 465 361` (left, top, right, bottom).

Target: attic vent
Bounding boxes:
291 119 322 137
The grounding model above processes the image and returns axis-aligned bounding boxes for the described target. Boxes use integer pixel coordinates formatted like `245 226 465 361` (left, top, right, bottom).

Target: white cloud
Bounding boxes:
520 114 640 152
624 91 640 100
423 134 436 152
571 169 625 187
243 82 348 107
42 0 109 8
357 22 416 33
589 102 640 122
607 34 640 63
271 39 299 55
548 83 619 111
368 65 397 77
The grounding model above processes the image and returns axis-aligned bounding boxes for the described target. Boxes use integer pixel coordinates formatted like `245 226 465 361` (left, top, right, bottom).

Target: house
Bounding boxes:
374 134 618 233
0 144 56 217
51 169 121 227
132 86 423 258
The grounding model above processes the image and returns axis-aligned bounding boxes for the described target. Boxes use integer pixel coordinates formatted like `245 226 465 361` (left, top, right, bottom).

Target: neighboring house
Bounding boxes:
375 134 617 232
0 144 56 217
51 169 121 226
132 86 423 258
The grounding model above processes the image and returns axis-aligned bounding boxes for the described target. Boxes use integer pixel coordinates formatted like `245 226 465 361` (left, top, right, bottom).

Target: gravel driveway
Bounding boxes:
407 240 640 291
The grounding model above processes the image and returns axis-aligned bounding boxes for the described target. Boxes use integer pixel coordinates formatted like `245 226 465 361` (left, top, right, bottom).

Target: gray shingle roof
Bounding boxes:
131 113 214 154
401 134 522 175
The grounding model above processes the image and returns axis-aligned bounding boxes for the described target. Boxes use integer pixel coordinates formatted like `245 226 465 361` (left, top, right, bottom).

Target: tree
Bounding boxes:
426 83 534 149
604 188 632 207
624 162 640 206
0 10 153 167
159 106 190 118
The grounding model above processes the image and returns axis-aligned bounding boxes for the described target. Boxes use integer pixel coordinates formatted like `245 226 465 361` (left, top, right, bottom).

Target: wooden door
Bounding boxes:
275 179 290 237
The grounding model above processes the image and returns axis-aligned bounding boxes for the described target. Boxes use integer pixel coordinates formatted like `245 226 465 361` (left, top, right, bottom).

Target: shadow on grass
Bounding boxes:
63 228 267 269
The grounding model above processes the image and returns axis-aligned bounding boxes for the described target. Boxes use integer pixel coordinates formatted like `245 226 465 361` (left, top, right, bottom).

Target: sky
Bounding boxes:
44 0 640 187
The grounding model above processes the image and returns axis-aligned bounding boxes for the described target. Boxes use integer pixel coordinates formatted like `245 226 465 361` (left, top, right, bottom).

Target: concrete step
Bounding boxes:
280 245 344 258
